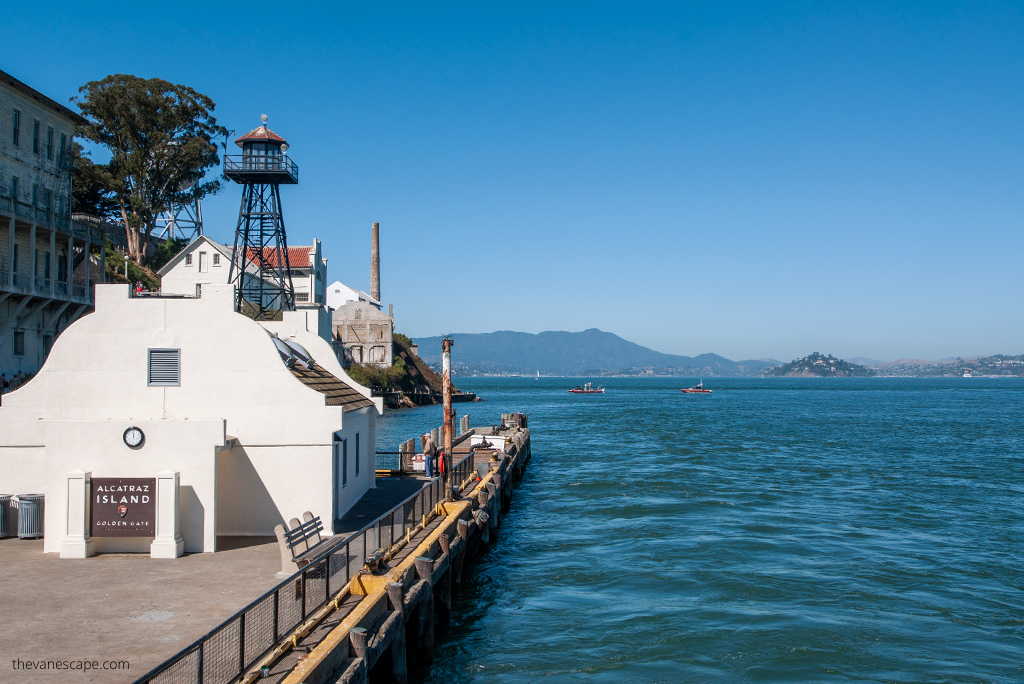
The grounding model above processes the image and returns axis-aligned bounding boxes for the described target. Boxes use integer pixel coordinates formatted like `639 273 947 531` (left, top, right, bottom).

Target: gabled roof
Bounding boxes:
245 246 312 269
235 125 287 147
156 235 233 276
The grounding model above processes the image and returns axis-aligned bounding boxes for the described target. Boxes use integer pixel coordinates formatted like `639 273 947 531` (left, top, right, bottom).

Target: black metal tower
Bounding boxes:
224 115 300 319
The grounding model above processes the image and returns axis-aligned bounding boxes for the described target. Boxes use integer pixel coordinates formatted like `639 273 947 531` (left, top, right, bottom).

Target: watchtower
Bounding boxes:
224 115 300 319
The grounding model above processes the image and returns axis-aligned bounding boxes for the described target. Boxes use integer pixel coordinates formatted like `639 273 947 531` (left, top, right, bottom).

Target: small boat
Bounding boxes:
681 380 711 394
568 382 605 394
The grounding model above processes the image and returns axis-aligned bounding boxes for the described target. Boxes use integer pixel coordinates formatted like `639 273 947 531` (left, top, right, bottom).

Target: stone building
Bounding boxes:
330 222 393 368
0 69 106 378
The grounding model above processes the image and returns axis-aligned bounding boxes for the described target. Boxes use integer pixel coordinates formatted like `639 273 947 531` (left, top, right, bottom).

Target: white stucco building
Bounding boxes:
158 237 327 310
0 283 380 555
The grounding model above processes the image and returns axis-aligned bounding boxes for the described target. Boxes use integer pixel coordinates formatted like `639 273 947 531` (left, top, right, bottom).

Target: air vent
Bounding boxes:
148 349 181 386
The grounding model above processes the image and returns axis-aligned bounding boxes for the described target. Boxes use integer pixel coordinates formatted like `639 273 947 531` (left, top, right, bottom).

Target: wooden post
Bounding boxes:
442 338 454 500
455 519 470 582
350 627 368 662
387 581 406 621
390 615 409 684
437 534 452 626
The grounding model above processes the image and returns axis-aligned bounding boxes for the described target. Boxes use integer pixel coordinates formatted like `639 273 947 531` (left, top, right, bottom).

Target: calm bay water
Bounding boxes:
378 377 1024 683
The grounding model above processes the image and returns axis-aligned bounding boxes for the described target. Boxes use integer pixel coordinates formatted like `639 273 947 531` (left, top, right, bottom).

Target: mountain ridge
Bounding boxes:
413 329 778 376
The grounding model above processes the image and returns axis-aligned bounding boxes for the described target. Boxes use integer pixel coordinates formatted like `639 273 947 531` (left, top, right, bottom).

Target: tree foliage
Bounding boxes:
70 142 120 219
74 75 227 263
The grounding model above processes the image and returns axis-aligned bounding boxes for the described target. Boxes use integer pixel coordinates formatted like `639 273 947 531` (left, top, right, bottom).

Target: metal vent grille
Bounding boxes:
148 349 181 387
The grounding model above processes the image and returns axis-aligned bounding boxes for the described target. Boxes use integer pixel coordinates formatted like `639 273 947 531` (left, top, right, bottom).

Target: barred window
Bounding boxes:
148 349 181 386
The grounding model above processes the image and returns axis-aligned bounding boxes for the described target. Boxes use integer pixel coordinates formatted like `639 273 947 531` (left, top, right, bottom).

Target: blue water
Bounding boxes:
379 377 1024 683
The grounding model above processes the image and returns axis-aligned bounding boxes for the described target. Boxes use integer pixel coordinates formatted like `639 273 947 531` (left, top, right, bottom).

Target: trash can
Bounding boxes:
15 494 44 539
0 494 12 538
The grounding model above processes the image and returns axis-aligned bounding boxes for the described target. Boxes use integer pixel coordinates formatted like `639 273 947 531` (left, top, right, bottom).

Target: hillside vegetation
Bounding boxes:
766 353 874 377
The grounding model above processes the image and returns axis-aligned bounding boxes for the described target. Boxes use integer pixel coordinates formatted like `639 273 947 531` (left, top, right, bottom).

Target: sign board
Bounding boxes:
91 478 156 537
412 453 425 472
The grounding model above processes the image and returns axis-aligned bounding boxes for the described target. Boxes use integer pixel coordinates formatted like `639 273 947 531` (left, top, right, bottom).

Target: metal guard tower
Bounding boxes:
224 115 300 320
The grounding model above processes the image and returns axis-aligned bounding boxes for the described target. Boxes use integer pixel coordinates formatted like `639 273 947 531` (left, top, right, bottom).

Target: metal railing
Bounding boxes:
137 452 477 684
223 155 299 182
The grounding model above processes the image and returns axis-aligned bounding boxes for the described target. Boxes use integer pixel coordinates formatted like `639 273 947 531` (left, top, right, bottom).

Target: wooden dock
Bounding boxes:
136 416 531 684
265 421 528 683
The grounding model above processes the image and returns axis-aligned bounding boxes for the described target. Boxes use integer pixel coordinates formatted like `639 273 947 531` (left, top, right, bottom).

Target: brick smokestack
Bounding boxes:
370 222 380 302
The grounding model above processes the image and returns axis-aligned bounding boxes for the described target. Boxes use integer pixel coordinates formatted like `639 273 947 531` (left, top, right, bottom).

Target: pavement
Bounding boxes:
0 535 281 684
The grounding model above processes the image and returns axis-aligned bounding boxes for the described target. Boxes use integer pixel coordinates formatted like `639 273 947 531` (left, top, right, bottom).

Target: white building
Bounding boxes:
326 280 379 311
158 237 327 310
1 69 106 379
0 283 380 555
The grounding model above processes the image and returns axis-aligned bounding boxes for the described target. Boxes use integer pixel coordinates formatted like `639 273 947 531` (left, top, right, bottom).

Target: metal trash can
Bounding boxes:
15 494 44 539
0 494 12 538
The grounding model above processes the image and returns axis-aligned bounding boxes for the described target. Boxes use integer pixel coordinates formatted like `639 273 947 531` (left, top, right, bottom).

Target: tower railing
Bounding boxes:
223 155 299 183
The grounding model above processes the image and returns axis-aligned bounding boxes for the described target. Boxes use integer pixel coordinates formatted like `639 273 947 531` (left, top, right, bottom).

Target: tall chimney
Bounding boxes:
370 222 380 302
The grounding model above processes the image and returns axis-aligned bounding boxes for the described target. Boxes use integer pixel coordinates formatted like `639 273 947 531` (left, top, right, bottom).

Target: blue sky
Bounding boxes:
3 2 1022 361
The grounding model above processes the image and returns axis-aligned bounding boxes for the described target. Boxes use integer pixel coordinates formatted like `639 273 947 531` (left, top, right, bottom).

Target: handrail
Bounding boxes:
134 450 477 684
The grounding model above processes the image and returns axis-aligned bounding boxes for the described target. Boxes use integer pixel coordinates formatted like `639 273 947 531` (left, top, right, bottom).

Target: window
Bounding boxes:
148 349 181 386
44 189 52 210
60 133 67 159
355 433 360 476
13 331 25 356
294 292 309 302
213 253 220 266
12 244 18 273
43 335 53 355
32 184 38 207
342 440 348 487
185 253 193 265
33 120 40 155
196 283 202 297
46 128 54 161
44 252 51 278
10 176 18 201
12 110 20 146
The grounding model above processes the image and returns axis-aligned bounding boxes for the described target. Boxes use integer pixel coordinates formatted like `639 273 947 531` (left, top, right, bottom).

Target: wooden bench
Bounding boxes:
274 512 346 579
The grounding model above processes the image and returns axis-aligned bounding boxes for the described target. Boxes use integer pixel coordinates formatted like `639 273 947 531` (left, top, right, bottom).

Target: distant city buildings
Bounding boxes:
0 69 106 378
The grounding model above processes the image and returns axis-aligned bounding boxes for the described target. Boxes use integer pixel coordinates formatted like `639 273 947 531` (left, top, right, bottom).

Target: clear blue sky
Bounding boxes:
4 1 1022 362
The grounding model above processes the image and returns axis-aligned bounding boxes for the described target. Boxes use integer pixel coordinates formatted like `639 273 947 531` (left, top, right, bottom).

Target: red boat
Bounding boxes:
568 382 605 394
681 381 711 394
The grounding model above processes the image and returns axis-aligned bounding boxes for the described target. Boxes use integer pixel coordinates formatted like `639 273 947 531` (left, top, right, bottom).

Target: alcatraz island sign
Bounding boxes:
91 478 156 537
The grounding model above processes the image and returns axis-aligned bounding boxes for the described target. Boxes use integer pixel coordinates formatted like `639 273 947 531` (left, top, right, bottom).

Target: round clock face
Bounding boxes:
123 427 145 448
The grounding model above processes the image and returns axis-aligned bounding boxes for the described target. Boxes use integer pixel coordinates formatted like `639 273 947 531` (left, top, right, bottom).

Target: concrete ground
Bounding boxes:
0 535 280 684
0 477 436 684
334 476 431 535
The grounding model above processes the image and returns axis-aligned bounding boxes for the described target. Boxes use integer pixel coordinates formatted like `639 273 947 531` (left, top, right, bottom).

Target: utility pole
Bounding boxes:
442 337 454 501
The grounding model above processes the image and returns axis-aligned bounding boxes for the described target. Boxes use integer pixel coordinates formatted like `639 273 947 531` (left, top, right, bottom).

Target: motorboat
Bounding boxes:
568 382 605 394
681 380 711 394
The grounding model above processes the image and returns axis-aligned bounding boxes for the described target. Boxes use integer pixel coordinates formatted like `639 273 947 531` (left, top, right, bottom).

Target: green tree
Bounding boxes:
70 142 119 219
74 75 227 264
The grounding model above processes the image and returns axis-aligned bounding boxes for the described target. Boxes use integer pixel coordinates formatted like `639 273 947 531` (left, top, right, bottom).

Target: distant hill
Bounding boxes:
873 354 1024 377
766 352 874 377
412 329 778 376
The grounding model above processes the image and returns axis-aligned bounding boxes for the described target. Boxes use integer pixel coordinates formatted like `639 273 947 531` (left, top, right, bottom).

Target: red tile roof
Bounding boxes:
244 246 312 269
235 125 287 147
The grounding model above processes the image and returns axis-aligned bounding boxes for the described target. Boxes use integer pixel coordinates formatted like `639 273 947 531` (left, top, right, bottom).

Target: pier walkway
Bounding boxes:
0 536 281 684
